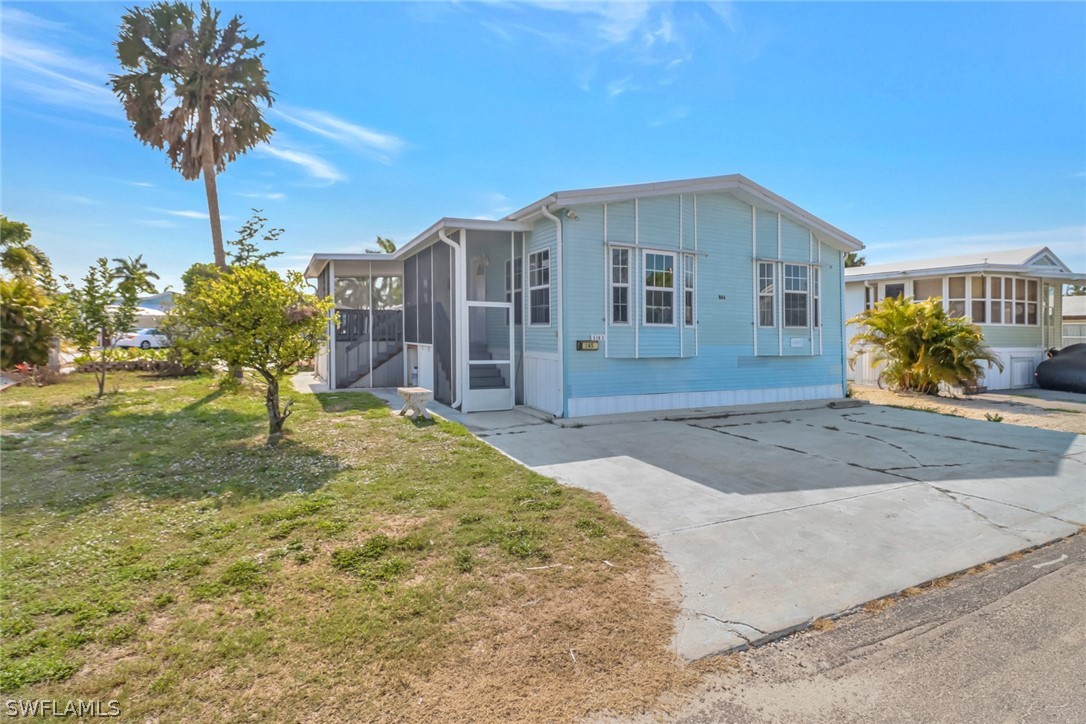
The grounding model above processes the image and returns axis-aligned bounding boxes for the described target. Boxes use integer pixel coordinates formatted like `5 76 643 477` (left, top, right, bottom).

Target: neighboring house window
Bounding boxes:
783 263 809 327
985 276 1038 326
505 258 522 325
812 267 821 327
528 250 550 325
970 277 986 323
947 276 966 318
884 282 906 299
912 278 942 304
758 262 775 326
643 251 675 325
683 253 696 327
610 247 630 324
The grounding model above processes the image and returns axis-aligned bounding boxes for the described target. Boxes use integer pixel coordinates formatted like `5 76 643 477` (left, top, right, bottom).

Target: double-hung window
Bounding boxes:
643 251 675 325
760 262 821 329
783 263 809 327
758 262 775 326
610 248 630 324
528 250 550 325
683 253 696 326
504 258 522 325
986 276 1038 326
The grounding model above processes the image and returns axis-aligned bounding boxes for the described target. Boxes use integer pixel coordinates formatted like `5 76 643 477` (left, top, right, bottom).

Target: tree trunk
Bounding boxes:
203 163 226 270
199 102 226 271
96 346 107 399
265 376 291 444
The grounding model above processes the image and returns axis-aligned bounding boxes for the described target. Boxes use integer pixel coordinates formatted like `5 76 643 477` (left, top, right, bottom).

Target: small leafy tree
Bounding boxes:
365 235 396 254
848 296 1003 394
56 259 140 398
228 209 284 267
170 266 333 442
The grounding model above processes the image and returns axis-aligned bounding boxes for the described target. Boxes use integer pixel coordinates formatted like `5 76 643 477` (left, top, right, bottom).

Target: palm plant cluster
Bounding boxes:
849 295 1003 394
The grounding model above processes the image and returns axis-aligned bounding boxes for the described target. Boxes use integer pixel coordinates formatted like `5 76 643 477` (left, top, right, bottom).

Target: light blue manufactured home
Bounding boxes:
305 175 865 417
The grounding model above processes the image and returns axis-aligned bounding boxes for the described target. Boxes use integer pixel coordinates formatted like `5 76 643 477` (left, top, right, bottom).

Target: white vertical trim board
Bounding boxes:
603 203 609 358
329 260 337 390
751 204 758 357
634 198 640 359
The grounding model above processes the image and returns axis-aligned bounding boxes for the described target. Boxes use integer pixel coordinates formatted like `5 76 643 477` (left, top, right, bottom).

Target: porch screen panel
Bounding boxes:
432 243 454 405
404 255 418 344
418 247 433 345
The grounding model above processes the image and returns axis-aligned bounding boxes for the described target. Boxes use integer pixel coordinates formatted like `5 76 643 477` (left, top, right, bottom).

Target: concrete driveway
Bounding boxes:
467 402 1086 659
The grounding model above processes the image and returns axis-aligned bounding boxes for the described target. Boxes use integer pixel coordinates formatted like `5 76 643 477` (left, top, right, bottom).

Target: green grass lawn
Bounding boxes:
0 373 689 720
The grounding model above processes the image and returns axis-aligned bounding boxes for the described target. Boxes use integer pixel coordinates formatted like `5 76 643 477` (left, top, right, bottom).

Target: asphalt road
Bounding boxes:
635 533 1086 724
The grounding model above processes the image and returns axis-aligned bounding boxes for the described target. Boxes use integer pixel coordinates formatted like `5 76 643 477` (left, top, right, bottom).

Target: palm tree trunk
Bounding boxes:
203 163 226 270
199 102 226 271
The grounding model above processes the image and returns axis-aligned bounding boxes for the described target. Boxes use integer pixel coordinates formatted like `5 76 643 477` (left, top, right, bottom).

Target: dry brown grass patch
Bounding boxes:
810 617 835 631
863 597 895 613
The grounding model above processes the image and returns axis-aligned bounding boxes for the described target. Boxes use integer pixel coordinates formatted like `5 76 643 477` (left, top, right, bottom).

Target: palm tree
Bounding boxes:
112 255 160 296
844 252 866 268
1 215 51 282
111 1 274 270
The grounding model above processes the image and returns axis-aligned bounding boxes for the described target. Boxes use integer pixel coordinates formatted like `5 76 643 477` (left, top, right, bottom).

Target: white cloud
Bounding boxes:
158 209 210 220
868 226 1086 270
606 76 638 98
0 8 118 117
647 105 689 128
238 191 287 201
257 145 347 184
273 107 406 164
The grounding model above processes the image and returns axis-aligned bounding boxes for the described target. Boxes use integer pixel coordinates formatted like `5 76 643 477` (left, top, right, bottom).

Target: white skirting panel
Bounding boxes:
566 383 844 418
524 352 562 416
980 347 1044 390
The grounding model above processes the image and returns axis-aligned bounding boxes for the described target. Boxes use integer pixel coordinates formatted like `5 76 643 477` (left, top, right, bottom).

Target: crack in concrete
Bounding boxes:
927 486 1034 543
697 424 921 482
841 414 1057 455
692 611 768 644
662 482 921 535
932 487 1084 528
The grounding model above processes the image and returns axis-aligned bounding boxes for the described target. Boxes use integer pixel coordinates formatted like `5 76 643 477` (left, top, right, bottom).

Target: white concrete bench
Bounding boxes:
396 386 433 421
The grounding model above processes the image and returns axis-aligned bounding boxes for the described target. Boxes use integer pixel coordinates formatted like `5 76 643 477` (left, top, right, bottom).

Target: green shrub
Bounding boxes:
849 296 1003 394
1 277 54 369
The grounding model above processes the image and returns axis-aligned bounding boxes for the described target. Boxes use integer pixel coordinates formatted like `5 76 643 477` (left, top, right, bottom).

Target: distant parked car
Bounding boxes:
114 328 169 350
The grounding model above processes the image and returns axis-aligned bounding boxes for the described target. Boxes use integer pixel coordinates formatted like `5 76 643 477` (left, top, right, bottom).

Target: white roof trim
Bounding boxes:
506 174 864 253
305 217 532 277
846 264 1086 283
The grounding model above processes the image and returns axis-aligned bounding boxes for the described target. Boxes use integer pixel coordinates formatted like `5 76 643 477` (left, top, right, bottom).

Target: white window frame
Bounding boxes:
609 246 631 326
812 266 821 328
527 249 550 327
642 249 677 327
504 257 522 326
758 261 775 327
783 263 810 328
947 276 967 318
982 275 1039 327
682 253 696 327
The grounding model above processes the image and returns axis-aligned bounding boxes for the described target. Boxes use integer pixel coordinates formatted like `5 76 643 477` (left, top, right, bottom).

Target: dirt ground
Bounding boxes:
850 385 1086 434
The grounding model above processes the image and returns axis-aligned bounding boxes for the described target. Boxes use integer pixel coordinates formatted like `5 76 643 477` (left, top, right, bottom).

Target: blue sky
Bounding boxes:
2 1 1084 291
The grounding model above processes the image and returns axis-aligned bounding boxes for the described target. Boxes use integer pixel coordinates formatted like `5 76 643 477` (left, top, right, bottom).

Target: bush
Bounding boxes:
1 277 54 369
849 296 1003 394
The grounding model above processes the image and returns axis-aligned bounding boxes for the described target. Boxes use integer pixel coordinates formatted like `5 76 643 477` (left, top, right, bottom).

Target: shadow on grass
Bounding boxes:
0 404 343 515
313 391 388 415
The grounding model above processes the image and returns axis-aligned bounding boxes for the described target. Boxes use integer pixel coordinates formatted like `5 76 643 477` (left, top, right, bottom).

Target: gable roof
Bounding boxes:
306 174 864 278
845 246 1084 282
506 174 864 253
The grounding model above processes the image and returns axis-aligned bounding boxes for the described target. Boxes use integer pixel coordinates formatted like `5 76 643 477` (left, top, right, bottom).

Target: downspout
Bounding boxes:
540 206 565 417
438 230 463 409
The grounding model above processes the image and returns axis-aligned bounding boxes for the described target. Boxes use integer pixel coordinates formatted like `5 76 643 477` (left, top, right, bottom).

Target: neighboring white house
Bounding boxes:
845 247 1085 391
1063 295 1086 347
